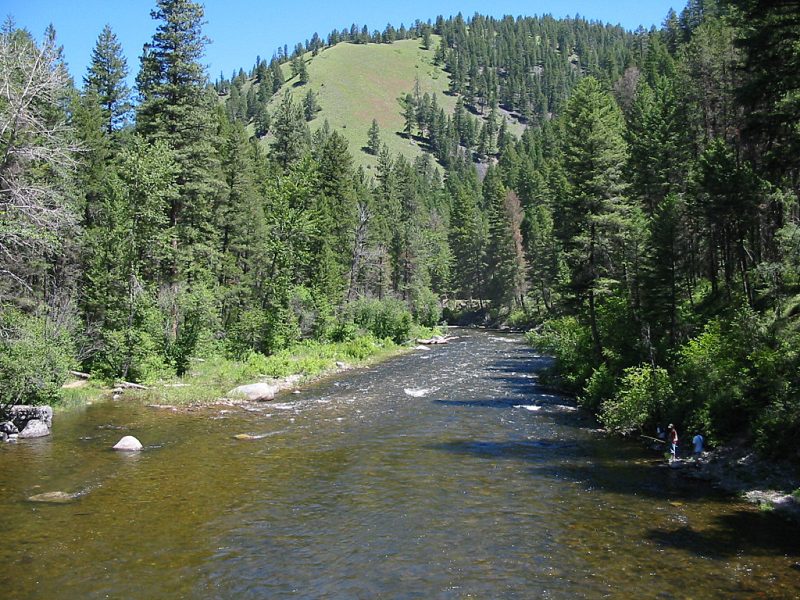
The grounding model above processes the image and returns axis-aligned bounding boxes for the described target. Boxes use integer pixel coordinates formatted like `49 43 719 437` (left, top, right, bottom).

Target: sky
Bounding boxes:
4 0 681 85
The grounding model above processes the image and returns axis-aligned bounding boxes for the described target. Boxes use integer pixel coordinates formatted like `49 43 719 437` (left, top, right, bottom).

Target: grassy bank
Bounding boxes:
58 334 423 409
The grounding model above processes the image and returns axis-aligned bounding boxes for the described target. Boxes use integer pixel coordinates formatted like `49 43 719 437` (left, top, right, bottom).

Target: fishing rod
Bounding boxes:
640 434 666 444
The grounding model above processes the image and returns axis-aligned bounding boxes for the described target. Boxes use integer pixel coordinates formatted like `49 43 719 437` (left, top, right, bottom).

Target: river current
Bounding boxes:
1 329 798 598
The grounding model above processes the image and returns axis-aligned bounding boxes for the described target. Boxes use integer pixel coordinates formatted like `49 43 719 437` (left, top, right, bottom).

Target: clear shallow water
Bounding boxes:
1 329 798 599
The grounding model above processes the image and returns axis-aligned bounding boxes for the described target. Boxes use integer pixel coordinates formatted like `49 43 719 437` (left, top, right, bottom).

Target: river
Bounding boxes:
1 329 798 598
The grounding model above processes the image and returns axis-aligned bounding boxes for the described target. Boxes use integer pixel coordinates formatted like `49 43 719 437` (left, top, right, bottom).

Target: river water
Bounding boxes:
1 329 798 598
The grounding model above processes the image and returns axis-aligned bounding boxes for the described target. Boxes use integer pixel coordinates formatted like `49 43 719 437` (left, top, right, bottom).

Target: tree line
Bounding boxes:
1 0 798 458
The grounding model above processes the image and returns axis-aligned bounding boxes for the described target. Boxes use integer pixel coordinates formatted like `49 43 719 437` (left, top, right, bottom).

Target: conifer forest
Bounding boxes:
2 0 800 460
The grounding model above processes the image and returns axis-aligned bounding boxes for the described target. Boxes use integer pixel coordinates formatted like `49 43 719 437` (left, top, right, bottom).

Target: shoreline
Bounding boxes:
680 445 800 521
647 440 800 522
56 337 430 414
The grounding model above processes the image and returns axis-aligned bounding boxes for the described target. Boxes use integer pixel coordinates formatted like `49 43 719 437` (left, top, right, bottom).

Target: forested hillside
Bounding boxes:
1 0 798 458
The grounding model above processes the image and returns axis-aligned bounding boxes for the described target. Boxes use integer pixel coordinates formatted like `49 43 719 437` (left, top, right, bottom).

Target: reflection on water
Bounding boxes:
1 329 798 598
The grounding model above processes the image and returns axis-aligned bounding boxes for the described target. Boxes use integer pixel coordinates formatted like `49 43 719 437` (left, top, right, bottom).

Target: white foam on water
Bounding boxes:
404 388 432 398
513 404 542 411
271 403 298 410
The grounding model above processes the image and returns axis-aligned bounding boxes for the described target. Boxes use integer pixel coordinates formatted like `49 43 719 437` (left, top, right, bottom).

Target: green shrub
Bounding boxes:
0 307 75 410
410 287 442 328
341 335 384 360
89 295 173 383
579 363 616 412
600 365 674 434
506 307 536 329
165 285 218 376
527 316 595 393
345 298 413 344
226 308 268 359
674 308 762 443
262 305 301 355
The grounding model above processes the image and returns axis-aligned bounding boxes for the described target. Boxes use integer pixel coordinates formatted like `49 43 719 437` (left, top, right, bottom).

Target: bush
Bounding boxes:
410 287 442 328
674 308 761 443
506 307 537 329
345 298 413 344
262 305 301 355
527 316 595 393
165 285 219 376
600 365 673 434
0 307 75 410
580 363 616 412
226 308 268 359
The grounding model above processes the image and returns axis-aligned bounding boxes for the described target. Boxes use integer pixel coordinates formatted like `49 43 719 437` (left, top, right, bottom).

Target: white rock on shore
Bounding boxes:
227 383 278 402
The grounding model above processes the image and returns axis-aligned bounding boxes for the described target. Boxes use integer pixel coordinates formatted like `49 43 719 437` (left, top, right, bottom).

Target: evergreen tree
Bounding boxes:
135 0 223 344
303 88 320 121
367 119 381 155
84 24 131 133
447 170 487 302
484 168 528 307
559 77 630 359
270 90 310 169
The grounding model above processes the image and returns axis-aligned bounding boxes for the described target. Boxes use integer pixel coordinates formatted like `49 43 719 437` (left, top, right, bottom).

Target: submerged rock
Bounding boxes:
28 491 77 504
234 433 261 440
227 383 277 402
19 419 51 439
113 435 143 451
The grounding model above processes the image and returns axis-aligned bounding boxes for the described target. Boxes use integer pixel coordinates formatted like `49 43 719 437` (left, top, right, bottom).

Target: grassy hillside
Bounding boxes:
268 38 456 171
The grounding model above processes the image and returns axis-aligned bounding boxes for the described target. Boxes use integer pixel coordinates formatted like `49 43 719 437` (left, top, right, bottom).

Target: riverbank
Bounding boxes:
676 443 800 522
57 334 432 412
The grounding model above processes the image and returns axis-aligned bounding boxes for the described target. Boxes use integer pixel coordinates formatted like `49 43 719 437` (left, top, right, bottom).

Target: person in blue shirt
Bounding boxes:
692 433 704 456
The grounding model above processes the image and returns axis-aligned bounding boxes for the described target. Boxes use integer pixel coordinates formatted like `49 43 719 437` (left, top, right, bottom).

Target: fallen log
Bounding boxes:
69 370 91 379
115 381 148 390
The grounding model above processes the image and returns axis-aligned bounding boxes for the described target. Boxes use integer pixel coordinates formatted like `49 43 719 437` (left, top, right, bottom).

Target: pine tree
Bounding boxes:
484 168 528 308
84 25 131 133
270 90 310 169
367 119 381 155
135 0 223 345
402 93 416 137
560 76 629 358
447 170 488 302
303 88 320 121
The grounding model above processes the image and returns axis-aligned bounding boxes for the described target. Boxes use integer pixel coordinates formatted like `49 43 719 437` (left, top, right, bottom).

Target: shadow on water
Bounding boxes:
429 438 580 461
646 511 800 559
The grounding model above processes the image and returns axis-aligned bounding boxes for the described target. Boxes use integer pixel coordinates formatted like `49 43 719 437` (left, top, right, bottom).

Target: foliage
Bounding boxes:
343 298 414 344
599 366 674 434
527 317 595 394
4 3 800 464
0 308 75 410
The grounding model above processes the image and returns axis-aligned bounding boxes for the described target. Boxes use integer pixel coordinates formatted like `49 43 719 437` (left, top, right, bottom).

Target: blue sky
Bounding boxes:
5 0 680 85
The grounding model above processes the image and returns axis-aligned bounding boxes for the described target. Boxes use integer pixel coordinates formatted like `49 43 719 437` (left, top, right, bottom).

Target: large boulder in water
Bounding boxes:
18 419 50 439
113 435 143 451
227 383 277 402
10 405 53 429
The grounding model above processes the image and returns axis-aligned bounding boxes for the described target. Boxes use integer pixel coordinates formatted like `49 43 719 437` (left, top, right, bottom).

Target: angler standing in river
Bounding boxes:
668 424 679 463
